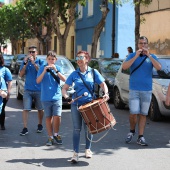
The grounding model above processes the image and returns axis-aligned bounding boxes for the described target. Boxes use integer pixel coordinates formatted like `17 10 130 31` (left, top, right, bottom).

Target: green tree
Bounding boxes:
91 0 110 58
134 0 152 50
0 8 8 53
0 4 33 54
16 0 87 55
17 0 54 54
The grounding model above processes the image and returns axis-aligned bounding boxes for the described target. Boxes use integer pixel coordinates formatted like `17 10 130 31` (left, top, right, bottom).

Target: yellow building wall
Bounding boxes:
140 0 170 54
12 0 75 57
51 23 75 59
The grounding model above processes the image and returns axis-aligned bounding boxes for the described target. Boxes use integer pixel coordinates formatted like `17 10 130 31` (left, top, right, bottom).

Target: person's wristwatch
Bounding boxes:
56 70 59 73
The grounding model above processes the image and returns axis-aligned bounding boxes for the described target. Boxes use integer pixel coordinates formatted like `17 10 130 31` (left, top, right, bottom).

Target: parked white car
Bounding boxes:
113 55 170 121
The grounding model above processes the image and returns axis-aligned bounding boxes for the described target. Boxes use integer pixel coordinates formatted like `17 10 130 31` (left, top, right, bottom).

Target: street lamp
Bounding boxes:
100 0 107 12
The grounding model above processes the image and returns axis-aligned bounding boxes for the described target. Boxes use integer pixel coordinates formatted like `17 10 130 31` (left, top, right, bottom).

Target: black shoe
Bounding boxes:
37 124 43 133
1 125 5 130
20 128 28 136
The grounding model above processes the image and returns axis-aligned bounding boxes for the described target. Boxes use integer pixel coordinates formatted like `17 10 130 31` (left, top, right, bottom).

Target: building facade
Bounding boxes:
140 0 170 55
10 0 75 57
75 0 135 59
51 23 75 59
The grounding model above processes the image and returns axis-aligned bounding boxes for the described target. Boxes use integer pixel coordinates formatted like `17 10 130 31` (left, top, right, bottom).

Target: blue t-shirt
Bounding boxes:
0 66 12 83
20 58 44 91
65 67 105 105
125 52 159 91
0 77 7 113
37 64 63 101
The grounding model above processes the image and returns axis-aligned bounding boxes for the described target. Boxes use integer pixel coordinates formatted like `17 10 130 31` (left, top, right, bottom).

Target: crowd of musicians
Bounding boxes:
1 36 166 163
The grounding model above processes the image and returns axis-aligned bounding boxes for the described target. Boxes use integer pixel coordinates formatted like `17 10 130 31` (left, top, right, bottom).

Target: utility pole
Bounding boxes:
112 0 116 56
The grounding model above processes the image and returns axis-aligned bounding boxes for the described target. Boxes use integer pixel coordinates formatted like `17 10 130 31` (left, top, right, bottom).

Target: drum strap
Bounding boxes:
78 72 95 99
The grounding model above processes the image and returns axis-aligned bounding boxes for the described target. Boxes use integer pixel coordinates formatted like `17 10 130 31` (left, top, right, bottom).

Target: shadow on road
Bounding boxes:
6 158 89 168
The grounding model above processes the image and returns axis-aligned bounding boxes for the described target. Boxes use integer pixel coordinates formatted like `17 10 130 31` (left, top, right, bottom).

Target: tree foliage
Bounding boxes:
0 0 153 55
16 0 83 55
0 4 34 53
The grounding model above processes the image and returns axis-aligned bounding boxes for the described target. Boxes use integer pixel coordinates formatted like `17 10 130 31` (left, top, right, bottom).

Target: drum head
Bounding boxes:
79 100 99 110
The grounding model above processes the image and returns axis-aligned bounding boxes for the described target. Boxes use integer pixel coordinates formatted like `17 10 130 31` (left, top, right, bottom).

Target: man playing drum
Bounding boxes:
62 50 109 163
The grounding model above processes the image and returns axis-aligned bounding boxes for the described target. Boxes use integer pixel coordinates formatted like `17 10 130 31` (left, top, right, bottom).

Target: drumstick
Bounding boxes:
69 92 88 104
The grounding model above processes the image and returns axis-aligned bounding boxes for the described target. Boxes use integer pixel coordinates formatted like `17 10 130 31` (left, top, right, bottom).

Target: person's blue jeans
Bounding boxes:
71 104 93 153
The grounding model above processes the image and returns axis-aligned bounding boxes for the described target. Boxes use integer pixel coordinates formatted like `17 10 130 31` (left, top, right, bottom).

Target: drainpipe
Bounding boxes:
112 0 116 55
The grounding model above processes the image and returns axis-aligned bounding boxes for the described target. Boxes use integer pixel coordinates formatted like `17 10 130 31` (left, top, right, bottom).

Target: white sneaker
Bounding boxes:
85 149 93 158
71 152 79 163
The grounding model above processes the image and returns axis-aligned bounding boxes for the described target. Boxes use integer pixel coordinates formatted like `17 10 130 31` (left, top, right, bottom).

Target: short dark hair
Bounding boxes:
127 47 133 53
139 36 148 43
47 50 57 58
29 45 37 50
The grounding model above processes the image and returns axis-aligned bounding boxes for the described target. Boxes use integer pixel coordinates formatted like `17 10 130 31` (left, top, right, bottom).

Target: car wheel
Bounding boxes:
113 87 125 109
16 83 23 100
148 95 162 121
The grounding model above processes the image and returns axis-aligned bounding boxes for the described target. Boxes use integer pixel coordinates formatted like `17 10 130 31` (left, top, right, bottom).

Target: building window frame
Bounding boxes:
88 0 93 16
78 3 83 19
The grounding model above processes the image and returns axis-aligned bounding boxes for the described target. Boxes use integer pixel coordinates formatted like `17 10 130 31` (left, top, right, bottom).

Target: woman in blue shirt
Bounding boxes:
62 50 109 163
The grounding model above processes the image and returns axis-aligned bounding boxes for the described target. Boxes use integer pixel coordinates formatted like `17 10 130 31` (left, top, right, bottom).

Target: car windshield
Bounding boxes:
3 55 14 60
17 54 26 60
37 55 74 75
57 57 74 74
99 60 123 77
153 58 170 78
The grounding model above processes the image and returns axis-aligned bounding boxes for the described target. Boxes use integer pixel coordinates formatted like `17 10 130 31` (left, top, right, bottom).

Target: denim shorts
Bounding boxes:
129 90 152 115
23 90 43 111
42 100 62 117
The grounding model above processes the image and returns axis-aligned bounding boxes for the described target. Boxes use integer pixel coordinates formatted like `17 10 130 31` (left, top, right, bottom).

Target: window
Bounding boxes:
77 45 82 52
71 36 75 59
88 0 93 16
78 3 83 19
87 45 91 56
154 58 170 78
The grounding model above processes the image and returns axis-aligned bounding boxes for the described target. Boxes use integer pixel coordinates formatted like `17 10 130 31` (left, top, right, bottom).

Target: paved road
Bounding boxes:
0 77 170 170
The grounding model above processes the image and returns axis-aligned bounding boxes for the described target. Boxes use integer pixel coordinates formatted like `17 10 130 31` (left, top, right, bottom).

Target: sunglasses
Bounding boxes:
76 56 85 61
29 51 36 54
138 42 148 45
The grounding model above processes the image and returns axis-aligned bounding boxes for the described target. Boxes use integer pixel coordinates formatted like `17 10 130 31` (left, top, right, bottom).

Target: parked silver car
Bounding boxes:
3 54 14 69
88 58 123 101
113 55 170 121
10 54 27 74
16 55 75 106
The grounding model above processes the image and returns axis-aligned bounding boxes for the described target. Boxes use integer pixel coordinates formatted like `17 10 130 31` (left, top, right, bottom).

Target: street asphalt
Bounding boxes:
0 78 170 170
